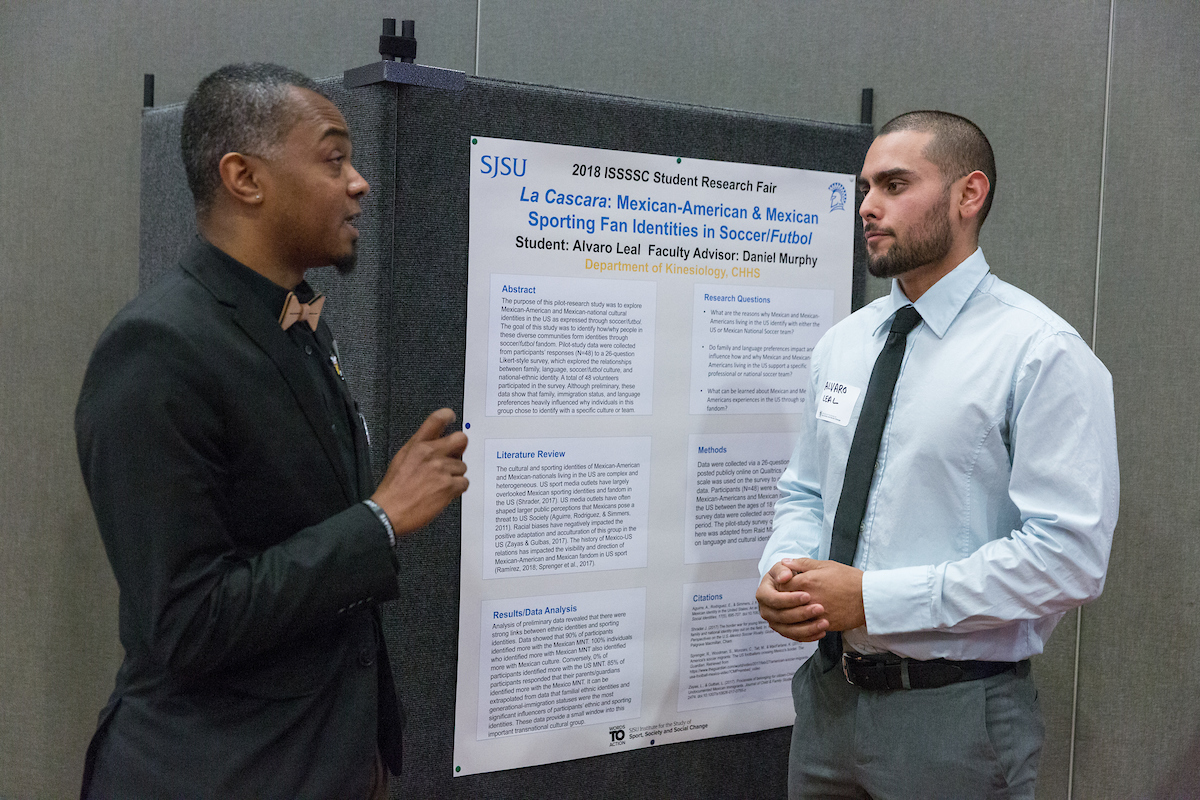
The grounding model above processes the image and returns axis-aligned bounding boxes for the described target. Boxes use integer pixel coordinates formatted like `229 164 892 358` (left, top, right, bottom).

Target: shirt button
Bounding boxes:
304 345 313 355
358 647 375 667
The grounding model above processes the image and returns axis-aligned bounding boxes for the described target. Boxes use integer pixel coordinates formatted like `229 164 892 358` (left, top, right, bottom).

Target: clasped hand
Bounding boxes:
756 559 866 643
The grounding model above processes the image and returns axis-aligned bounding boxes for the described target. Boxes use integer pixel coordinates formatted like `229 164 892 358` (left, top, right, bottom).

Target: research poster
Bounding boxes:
453 136 855 776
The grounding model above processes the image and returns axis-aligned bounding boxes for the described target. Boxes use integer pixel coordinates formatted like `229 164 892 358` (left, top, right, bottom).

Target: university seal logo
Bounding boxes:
828 182 847 212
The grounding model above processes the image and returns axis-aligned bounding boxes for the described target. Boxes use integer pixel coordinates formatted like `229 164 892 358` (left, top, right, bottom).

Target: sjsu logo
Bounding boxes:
828 182 847 212
480 155 527 178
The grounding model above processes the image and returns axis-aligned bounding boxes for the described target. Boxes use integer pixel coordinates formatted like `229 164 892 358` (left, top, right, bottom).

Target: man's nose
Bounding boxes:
348 165 370 198
858 188 878 220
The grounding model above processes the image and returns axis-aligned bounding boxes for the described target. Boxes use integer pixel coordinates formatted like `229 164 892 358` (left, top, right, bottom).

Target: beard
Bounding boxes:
866 189 953 279
333 241 359 275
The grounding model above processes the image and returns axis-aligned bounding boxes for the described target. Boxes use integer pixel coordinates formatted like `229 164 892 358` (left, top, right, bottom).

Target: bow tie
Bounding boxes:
278 291 326 331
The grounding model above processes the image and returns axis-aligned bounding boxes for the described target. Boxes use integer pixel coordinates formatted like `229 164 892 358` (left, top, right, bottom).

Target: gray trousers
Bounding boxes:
789 649 1044 800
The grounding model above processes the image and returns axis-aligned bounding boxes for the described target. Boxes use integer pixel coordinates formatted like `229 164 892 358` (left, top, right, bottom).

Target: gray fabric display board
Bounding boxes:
140 74 872 799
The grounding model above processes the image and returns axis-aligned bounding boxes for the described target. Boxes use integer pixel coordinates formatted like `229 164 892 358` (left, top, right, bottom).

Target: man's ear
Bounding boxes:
956 170 990 225
217 152 265 207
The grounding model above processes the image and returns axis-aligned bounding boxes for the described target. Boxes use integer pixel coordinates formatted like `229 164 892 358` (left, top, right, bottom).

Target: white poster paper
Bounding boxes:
690 284 833 415
455 135 854 776
684 432 798 564
484 436 651 578
487 274 656 416
478 588 645 741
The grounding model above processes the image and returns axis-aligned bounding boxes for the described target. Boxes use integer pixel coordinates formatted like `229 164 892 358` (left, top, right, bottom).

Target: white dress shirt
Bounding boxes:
760 249 1119 661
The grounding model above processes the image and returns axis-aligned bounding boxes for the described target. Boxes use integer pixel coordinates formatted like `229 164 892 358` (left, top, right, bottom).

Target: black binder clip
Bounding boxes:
379 18 417 63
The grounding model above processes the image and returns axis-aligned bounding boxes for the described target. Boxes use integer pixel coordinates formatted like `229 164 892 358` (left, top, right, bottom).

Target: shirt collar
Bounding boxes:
197 236 316 319
875 248 990 339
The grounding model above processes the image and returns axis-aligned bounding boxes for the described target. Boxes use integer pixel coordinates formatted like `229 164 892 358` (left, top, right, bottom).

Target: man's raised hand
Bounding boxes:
370 408 469 536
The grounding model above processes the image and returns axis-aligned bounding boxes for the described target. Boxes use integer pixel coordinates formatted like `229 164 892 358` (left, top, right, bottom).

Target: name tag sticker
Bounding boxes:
816 381 861 427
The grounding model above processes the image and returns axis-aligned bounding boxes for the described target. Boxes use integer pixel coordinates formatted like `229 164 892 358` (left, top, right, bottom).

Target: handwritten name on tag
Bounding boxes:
815 380 861 427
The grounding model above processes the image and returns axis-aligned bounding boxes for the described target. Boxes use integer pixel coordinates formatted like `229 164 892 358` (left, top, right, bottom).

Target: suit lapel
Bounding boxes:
182 243 357 506
351 402 372 499
313 322 374 500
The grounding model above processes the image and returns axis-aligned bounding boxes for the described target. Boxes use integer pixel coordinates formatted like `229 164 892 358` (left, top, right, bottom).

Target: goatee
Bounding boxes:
866 190 953 279
333 241 359 275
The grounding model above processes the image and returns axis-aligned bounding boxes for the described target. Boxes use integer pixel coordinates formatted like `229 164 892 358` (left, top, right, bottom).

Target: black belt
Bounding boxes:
840 651 1022 691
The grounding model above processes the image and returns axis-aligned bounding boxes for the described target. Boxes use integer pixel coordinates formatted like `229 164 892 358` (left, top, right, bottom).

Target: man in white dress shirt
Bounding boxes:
757 111 1119 799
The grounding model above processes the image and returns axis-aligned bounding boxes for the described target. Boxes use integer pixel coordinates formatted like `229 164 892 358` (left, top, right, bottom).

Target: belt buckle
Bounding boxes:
841 652 858 686
841 652 901 690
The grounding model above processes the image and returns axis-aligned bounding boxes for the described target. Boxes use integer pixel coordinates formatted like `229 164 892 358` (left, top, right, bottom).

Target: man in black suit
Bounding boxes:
75 63 467 799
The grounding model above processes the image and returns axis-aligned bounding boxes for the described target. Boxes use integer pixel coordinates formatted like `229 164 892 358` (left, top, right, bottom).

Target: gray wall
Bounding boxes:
1078 3 1200 797
0 2 1192 798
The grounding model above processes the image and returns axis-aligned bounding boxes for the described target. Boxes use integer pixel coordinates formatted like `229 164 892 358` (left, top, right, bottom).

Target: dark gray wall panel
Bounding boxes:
384 76 870 799
1076 3 1200 797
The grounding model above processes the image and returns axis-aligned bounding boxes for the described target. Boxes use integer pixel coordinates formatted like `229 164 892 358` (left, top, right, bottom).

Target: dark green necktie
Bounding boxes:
819 305 923 663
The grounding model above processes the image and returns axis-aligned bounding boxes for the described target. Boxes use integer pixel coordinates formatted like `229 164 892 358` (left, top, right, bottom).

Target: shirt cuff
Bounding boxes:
362 498 395 548
862 565 934 635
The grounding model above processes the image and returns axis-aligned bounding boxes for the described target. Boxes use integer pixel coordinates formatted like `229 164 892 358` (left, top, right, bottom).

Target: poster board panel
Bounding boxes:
384 77 871 798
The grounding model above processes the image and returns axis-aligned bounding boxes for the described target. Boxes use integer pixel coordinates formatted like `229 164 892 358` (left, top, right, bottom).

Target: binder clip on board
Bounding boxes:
344 18 466 91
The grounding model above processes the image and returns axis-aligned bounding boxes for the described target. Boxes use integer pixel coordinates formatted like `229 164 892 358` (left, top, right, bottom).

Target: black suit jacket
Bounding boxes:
76 241 404 799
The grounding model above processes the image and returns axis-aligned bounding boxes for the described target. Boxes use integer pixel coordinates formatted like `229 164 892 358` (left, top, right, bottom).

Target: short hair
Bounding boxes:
878 110 997 227
180 63 321 214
